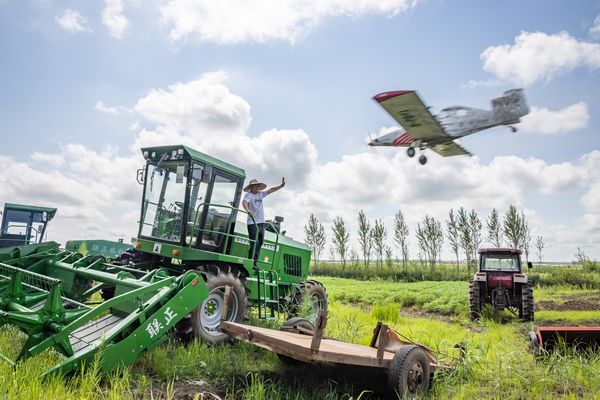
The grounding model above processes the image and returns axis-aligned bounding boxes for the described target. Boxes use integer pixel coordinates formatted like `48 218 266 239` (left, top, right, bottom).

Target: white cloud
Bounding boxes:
481 31 600 85
94 101 119 115
460 79 501 89
31 152 65 167
160 0 420 43
590 15 600 39
520 101 589 135
55 9 91 33
102 0 129 40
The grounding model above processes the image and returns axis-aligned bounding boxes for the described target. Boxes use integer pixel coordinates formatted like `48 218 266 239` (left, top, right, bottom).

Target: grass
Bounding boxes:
2 277 600 399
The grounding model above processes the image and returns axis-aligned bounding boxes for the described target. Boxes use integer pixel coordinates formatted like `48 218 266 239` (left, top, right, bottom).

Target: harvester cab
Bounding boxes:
469 248 534 321
124 145 327 343
0 203 57 248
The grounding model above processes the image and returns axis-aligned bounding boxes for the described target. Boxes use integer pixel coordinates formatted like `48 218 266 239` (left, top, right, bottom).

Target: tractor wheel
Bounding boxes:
278 317 314 366
387 345 431 398
180 266 247 344
290 280 328 323
520 283 535 322
469 280 483 321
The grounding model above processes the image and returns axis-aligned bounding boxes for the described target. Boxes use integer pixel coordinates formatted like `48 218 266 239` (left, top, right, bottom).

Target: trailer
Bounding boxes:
219 291 441 398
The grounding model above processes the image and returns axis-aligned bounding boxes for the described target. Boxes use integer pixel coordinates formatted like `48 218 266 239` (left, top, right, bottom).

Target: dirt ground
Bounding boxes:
538 291 600 311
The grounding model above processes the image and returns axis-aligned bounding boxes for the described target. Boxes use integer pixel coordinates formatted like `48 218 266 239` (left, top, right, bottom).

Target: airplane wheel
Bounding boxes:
419 155 427 165
407 147 416 158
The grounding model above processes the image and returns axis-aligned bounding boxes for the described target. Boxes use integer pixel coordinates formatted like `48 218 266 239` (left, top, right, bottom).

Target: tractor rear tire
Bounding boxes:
290 280 328 323
520 283 534 322
469 280 483 321
387 345 431 398
181 266 247 344
278 317 314 366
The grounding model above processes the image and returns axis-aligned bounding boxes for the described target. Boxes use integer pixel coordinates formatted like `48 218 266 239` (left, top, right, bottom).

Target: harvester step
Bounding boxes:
69 314 123 353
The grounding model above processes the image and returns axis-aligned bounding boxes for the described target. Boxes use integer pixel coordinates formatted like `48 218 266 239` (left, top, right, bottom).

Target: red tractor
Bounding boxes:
469 248 534 321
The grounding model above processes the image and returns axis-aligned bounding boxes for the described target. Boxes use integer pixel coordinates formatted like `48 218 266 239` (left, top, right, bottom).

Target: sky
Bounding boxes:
1 0 599 262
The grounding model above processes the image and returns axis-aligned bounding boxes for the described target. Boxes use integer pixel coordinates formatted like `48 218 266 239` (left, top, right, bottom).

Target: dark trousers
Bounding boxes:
247 223 265 264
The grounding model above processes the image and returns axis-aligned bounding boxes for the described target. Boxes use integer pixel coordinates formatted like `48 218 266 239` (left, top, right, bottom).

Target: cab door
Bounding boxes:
196 171 242 252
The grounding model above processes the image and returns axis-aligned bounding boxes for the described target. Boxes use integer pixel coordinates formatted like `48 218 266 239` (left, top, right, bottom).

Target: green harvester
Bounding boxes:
0 145 327 375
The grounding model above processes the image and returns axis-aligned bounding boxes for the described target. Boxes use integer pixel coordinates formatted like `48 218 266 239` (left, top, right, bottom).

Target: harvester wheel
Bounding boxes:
188 267 247 344
387 345 431 398
469 280 483 321
290 280 328 323
520 283 534 322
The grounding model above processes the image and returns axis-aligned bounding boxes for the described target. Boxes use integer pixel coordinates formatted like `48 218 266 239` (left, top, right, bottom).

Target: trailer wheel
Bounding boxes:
520 283 534 322
290 280 328 323
188 267 247 344
469 280 483 321
387 345 431 398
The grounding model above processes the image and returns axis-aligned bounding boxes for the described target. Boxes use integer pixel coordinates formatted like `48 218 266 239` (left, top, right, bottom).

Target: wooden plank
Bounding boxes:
220 321 394 368
221 285 233 322
310 309 327 353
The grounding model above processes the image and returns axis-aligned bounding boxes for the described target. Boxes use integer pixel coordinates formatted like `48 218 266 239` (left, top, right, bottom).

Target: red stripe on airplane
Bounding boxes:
372 90 415 103
393 132 414 146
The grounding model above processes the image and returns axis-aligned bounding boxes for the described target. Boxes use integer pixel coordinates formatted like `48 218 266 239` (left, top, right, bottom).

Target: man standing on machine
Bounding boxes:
242 177 286 265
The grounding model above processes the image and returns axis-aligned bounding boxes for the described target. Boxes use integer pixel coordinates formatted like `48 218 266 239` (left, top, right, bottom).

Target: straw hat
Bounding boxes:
243 178 267 192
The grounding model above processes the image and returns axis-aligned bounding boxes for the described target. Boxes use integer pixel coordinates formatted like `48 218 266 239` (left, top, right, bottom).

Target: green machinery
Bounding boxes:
0 144 326 374
0 203 57 248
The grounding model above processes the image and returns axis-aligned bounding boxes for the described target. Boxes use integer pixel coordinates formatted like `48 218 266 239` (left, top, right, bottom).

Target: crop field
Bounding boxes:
2 275 600 399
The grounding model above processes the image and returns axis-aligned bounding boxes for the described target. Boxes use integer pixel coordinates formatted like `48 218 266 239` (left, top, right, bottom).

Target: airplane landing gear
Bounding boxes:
419 155 427 165
407 147 416 158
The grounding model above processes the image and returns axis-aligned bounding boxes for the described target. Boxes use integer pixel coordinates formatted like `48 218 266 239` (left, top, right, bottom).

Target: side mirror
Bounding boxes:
527 261 533 269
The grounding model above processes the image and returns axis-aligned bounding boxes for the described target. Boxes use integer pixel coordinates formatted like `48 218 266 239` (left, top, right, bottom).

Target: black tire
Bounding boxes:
418 155 427 165
469 280 483 321
177 266 247 344
282 317 315 332
407 147 416 158
290 280 328 323
387 345 431 398
521 283 534 322
278 317 315 366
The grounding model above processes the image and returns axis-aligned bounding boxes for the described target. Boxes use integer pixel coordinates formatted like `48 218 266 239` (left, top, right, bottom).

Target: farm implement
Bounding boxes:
0 241 207 375
530 326 600 353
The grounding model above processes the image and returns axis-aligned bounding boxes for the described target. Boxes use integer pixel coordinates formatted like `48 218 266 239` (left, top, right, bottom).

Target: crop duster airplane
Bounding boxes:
369 89 529 165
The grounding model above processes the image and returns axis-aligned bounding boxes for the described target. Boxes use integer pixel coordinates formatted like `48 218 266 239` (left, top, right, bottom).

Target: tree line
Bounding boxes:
304 205 546 272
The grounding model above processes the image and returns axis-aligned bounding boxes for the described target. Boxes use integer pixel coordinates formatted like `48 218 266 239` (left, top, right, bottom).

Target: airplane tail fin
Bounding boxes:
492 89 529 124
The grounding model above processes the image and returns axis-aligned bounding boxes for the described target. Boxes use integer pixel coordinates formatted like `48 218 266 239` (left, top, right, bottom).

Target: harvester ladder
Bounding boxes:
256 268 279 320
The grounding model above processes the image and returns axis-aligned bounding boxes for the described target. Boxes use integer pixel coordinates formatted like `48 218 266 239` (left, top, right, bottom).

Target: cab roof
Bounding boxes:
141 145 246 179
3 203 57 220
478 248 522 254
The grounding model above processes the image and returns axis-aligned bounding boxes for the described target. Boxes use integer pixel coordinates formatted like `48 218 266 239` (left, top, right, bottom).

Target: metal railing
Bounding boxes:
188 202 281 269
0 225 40 245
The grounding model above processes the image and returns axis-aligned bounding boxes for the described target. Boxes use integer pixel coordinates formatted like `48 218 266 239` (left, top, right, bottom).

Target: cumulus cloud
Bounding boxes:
160 0 420 43
520 102 589 135
481 31 600 85
55 9 91 33
102 0 129 39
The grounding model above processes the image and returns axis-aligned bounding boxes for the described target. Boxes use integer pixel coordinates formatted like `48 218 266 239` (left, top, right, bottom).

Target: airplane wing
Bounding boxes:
372 91 449 141
431 141 472 157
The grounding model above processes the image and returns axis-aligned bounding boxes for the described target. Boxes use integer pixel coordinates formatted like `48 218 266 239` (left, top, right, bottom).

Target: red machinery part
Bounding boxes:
530 327 600 352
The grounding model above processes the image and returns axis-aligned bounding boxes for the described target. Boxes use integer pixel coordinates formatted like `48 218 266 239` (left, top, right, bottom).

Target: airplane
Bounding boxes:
369 89 529 165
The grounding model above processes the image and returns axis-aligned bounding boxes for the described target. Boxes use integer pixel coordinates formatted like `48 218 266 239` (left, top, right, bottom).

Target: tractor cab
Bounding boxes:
137 145 245 254
0 203 57 248
470 248 535 321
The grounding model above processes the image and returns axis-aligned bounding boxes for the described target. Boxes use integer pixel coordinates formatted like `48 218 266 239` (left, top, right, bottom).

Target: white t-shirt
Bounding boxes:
244 191 268 224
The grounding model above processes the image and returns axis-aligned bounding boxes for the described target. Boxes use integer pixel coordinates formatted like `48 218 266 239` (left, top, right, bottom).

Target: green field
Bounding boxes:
2 276 600 399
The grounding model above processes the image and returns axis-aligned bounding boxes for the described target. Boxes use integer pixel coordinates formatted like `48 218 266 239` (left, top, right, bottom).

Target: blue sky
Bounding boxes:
1 0 599 261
